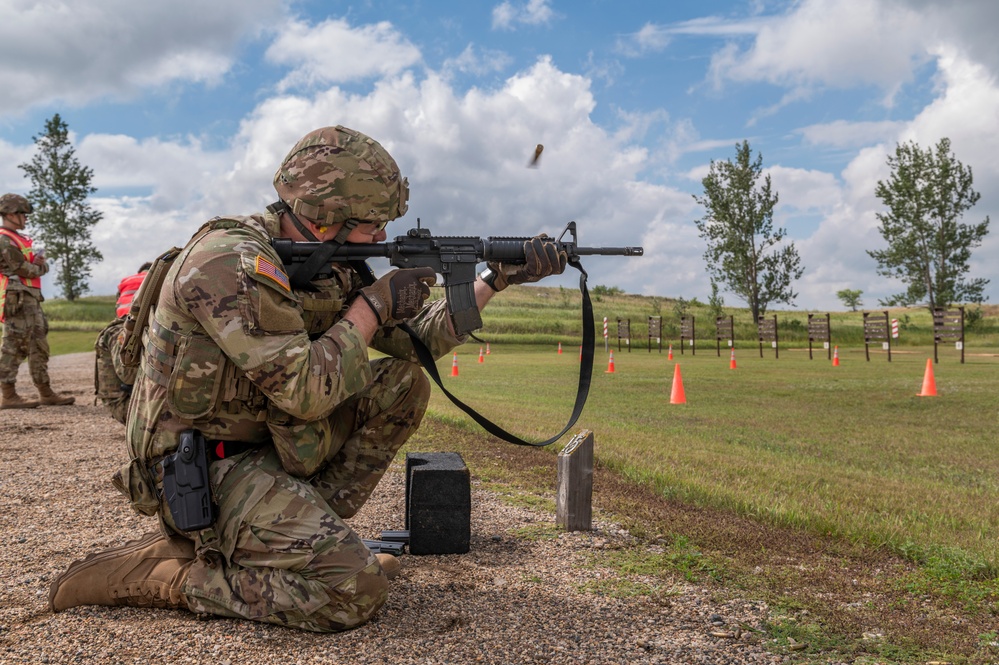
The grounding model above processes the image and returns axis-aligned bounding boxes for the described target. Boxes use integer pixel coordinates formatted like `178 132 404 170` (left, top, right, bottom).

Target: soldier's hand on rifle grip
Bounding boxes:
487 235 568 291
358 266 437 325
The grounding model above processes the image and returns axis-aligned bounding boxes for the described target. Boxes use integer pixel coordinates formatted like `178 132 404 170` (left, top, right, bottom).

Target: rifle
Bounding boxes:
271 220 643 448
271 220 643 335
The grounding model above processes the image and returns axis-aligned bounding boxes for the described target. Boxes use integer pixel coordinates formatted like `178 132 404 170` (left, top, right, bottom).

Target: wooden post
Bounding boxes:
556 430 593 531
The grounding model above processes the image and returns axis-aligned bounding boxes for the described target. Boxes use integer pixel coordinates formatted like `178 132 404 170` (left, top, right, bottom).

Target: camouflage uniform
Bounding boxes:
118 210 464 631
0 228 51 387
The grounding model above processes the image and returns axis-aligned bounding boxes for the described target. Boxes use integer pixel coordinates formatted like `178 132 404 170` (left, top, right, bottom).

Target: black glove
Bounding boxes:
485 235 568 292
358 267 437 325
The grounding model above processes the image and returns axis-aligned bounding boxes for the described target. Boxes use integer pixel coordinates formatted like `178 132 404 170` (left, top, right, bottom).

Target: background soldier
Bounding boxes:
0 193 75 409
49 126 566 631
115 261 152 318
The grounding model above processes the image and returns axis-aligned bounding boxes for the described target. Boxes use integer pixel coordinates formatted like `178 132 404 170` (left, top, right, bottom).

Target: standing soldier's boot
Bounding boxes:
49 532 195 612
1 382 39 409
35 383 75 406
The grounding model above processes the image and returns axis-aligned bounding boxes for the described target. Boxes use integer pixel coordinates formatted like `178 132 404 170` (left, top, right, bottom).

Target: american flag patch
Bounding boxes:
255 255 291 291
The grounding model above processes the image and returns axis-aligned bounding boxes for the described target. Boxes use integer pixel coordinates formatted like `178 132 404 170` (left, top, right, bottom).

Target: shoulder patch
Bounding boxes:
254 255 291 291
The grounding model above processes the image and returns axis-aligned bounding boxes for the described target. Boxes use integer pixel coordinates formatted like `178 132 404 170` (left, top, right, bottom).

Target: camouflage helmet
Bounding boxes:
0 193 32 215
273 125 409 226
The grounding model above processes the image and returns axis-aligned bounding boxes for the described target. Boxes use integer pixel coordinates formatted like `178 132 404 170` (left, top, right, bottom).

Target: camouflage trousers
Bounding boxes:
0 291 50 386
174 357 431 632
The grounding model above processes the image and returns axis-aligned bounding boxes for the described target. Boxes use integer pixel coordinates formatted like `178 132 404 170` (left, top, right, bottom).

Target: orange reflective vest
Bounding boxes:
0 228 42 323
115 271 148 318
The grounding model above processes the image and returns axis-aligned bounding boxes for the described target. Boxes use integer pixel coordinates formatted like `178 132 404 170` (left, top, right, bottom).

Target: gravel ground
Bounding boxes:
0 353 785 665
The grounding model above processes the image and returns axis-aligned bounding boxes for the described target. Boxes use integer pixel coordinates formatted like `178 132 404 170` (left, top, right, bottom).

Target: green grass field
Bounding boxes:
425 341 999 576
22 290 999 575
9 288 999 659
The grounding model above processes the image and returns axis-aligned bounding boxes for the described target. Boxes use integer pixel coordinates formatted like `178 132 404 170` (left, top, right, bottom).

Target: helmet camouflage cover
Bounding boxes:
273 125 409 226
0 193 32 214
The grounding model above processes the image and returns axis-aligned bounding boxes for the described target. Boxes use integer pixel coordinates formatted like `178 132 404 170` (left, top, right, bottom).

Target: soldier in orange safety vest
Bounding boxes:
0 193 75 409
115 262 152 318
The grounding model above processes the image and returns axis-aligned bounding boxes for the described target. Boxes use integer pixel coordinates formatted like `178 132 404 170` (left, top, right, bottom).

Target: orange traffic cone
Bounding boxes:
558 342 563 354
450 353 459 377
579 345 582 362
669 364 686 404
832 346 840 367
478 347 484 363
667 344 674 360
486 343 491 355
729 347 737 369
917 358 937 397
606 351 616 373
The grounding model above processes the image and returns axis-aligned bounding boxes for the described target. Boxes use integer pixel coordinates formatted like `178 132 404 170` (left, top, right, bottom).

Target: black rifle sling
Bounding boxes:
344 259 594 447
290 241 342 290
407 260 594 448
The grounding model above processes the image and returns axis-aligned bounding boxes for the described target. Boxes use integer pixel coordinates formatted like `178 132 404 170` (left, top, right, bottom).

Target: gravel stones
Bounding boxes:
0 353 782 664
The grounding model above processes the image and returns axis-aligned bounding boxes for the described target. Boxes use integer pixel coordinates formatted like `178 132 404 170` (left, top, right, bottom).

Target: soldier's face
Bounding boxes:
1 213 26 230
344 221 388 243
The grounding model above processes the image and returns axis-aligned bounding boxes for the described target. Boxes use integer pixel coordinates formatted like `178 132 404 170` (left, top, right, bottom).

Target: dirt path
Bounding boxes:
0 353 782 665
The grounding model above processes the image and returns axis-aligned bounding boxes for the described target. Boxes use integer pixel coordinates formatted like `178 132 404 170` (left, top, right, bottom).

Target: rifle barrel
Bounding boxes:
271 235 644 264
572 246 644 256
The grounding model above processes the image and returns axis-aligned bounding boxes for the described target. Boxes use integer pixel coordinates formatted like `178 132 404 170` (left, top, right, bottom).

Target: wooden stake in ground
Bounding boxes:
556 430 594 531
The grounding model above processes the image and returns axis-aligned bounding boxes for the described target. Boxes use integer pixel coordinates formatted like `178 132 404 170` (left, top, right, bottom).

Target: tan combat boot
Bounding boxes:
49 531 195 612
36 383 75 406
1 382 39 409
375 553 401 580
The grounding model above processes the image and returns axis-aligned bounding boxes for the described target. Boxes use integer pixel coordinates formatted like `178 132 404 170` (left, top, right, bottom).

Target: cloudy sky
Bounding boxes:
1 0 997 311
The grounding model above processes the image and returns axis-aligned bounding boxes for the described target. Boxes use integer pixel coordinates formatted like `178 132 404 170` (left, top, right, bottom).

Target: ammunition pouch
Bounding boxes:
111 457 161 517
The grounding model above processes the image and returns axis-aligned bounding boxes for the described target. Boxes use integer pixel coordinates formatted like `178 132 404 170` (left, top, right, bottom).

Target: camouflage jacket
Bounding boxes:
0 230 46 298
122 212 463 498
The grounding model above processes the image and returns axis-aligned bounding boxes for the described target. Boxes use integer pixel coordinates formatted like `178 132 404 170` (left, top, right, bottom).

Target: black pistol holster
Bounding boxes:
162 429 216 531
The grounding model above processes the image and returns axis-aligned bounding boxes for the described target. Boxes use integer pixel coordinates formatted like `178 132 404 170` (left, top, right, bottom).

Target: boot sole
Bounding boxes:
49 532 164 611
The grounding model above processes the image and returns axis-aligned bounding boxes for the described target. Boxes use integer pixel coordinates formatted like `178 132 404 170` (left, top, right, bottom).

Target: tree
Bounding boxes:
693 140 803 322
867 138 990 310
708 279 725 319
836 288 863 311
18 114 103 301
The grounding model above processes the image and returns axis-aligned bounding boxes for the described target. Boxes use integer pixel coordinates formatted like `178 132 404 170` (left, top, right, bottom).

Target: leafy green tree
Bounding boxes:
836 288 863 311
693 140 803 322
18 114 103 301
708 279 725 319
868 138 989 310
671 296 689 320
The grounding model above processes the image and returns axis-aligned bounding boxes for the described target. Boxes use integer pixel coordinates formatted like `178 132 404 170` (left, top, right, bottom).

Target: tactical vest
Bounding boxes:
0 228 41 322
124 214 355 480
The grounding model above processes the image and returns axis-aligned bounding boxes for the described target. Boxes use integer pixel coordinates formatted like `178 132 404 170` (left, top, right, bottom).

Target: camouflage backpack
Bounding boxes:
93 317 135 424
93 244 187 424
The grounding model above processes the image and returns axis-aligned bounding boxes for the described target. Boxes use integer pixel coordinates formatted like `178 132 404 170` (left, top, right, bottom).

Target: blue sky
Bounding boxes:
2 0 997 311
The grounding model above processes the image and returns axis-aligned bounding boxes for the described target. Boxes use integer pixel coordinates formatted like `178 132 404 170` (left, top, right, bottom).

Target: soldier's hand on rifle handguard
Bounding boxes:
358 266 438 325
485 234 568 291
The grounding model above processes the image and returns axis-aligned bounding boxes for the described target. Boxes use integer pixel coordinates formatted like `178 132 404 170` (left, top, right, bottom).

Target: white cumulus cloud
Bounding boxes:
491 0 556 30
266 18 423 90
0 0 284 115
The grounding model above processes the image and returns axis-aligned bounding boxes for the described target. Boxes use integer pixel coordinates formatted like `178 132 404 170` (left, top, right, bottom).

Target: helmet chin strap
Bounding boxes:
267 200 364 289
267 200 321 242
268 199 359 244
